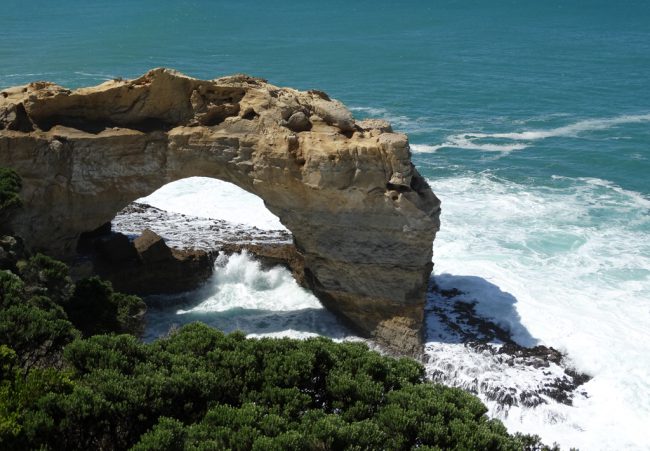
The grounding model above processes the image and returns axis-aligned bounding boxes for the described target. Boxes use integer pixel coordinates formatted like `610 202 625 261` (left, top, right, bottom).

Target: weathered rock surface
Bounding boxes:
0 68 441 352
89 229 213 295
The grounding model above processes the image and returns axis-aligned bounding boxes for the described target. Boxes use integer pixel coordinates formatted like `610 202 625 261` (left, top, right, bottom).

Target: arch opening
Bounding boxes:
137 177 286 231
105 177 356 342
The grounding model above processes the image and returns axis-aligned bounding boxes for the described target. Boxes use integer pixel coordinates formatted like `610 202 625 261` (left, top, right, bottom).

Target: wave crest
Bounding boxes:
415 113 650 153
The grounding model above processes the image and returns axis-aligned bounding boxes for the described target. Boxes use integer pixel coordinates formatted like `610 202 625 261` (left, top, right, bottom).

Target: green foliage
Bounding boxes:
18 253 74 305
131 417 186 451
1 256 81 370
112 292 146 337
0 345 21 443
0 345 74 448
0 304 79 370
66 277 145 337
4 323 542 450
0 167 22 214
0 270 25 308
0 212 558 450
1 271 68 372
1 252 146 372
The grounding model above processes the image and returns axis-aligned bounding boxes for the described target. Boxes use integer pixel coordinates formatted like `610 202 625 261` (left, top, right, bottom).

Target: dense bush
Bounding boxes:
2 323 545 451
0 254 145 367
0 167 22 213
0 270 79 369
66 276 146 337
0 167 558 450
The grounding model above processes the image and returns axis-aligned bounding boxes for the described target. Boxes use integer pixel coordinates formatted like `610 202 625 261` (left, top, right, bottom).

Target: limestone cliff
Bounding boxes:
0 68 441 353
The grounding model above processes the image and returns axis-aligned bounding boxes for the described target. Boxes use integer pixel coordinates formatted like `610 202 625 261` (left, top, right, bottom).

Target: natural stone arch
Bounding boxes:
0 69 441 353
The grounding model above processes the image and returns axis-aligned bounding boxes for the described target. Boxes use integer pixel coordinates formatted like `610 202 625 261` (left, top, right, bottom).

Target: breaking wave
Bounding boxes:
428 172 650 450
143 252 355 343
413 113 650 153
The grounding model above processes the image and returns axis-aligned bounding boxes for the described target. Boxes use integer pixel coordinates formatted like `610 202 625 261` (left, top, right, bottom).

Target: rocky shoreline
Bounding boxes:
109 201 590 412
425 284 590 413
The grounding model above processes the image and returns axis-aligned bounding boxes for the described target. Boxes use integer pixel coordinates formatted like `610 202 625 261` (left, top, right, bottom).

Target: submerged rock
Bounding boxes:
0 69 441 352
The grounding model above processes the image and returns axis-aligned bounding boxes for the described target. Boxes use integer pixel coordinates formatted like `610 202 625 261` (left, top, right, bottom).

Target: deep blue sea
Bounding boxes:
2 1 649 449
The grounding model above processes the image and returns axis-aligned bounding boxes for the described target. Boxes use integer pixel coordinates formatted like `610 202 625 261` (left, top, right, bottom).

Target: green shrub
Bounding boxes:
0 270 25 308
0 345 75 448
18 254 74 305
5 323 542 450
0 167 22 214
0 304 79 370
66 277 145 337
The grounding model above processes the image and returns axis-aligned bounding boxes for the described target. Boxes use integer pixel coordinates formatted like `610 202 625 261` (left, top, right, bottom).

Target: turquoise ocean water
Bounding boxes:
2 1 650 449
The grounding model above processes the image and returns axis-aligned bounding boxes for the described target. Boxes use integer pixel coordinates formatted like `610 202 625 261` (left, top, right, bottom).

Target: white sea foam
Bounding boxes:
178 252 321 314
137 170 650 449
412 140 528 153
478 113 650 140
137 177 286 230
410 144 441 153
144 252 355 342
428 173 650 450
418 113 650 153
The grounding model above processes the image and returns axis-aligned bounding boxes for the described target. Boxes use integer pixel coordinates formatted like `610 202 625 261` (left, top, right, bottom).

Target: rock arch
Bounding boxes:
0 69 440 353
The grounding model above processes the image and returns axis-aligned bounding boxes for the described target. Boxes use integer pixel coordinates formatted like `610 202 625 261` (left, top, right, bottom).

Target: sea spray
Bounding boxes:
428 172 650 449
143 251 354 343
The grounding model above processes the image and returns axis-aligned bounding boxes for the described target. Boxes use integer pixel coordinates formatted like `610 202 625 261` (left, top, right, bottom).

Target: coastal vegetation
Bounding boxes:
0 167 556 450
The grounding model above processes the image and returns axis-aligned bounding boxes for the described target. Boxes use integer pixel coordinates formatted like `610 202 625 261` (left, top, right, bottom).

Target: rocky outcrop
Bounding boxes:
0 69 441 353
89 229 213 295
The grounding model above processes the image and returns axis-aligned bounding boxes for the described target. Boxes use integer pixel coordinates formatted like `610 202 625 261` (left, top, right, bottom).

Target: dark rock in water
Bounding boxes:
426 282 591 410
82 226 213 295
106 246 213 295
134 229 173 263
80 221 112 240
96 232 138 263
77 221 113 254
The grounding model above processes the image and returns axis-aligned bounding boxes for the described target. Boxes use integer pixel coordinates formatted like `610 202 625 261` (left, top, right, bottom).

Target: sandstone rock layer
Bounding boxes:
0 69 441 352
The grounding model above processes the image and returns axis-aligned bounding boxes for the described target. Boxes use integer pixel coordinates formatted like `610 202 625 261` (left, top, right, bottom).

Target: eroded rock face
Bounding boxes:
0 68 441 353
